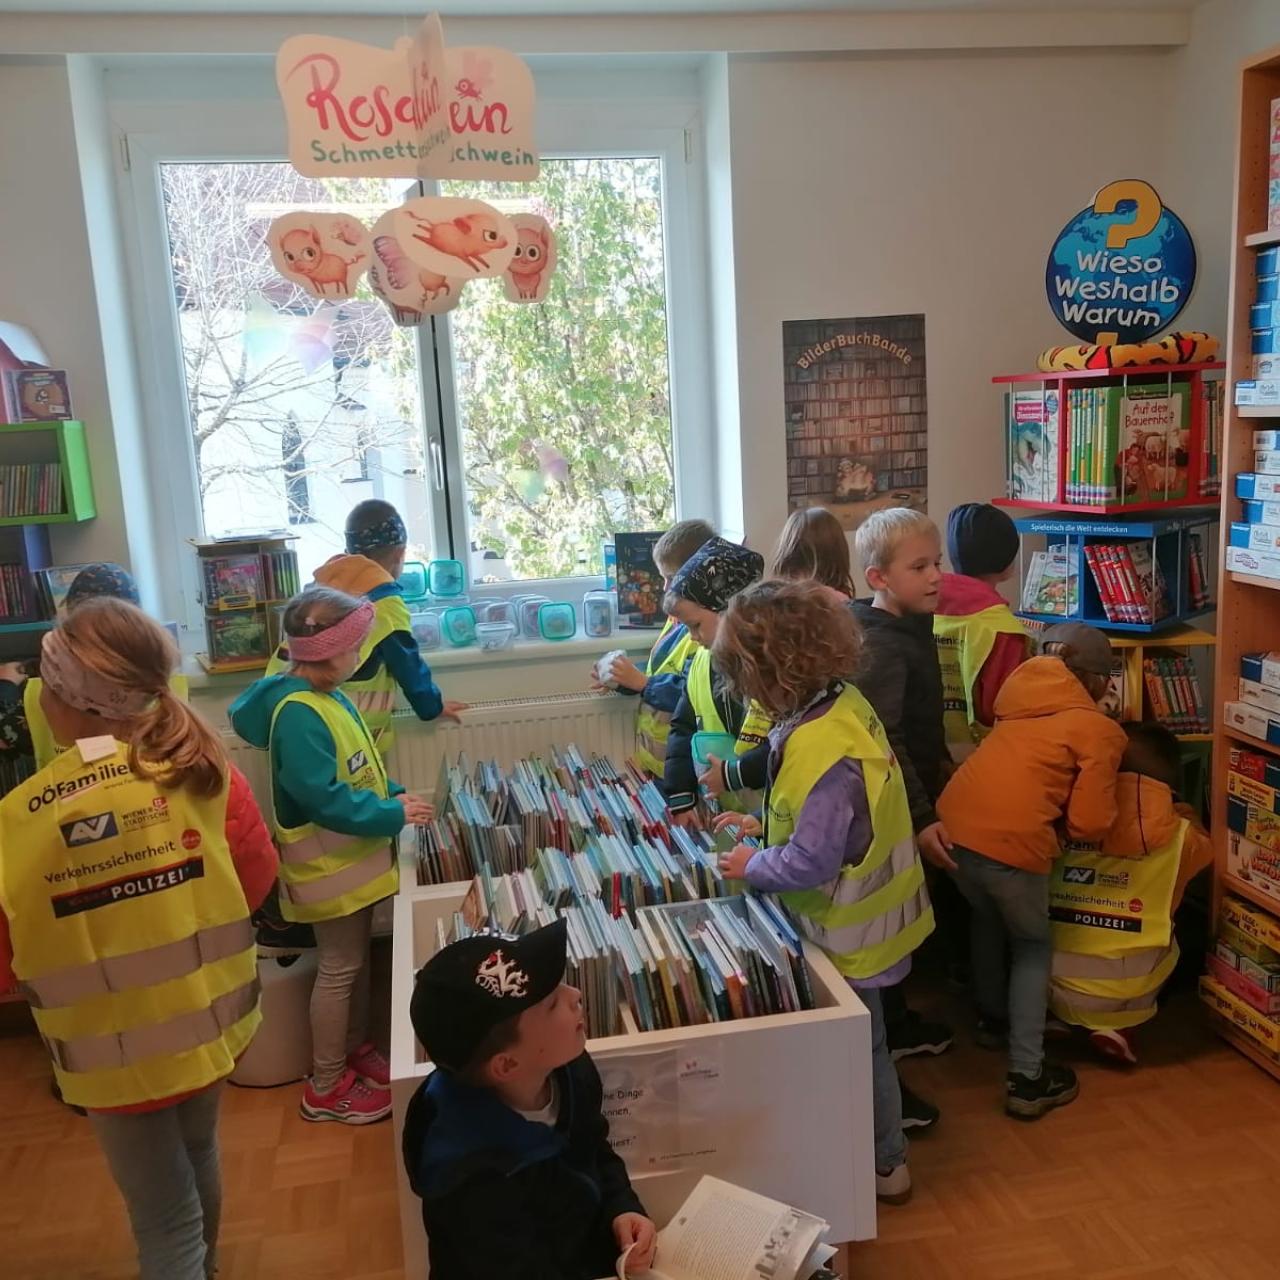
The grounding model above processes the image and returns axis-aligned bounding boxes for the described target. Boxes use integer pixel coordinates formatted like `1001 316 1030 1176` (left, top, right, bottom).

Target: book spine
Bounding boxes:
1100 545 1134 623
1082 545 1116 621
1143 659 1173 726
1158 659 1186 732
1115 544 1149 624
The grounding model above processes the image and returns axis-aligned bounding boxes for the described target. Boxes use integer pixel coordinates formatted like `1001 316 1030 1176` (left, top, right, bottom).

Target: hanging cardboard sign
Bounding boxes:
267 212 371 299
446 46 539 180
368 210 465 326
502 214 557 303
1046 179 1196 346
275 14 537 181
396 196 517 280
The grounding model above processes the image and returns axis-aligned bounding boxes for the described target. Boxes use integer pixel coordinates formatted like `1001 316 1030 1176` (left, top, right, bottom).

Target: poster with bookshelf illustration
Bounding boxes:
782 314 928 531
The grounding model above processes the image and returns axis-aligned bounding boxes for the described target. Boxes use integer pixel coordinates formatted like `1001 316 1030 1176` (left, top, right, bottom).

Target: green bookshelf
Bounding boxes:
0 420 96 525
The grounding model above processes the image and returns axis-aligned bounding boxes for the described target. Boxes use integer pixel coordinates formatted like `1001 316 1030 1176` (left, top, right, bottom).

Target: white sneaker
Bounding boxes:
875 1163 912 1204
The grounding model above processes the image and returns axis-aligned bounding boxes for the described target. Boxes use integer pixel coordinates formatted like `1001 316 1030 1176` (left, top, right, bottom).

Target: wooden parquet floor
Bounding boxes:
2 985 1277 1279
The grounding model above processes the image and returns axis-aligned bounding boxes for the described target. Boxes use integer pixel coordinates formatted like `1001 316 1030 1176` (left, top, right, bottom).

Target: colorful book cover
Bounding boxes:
3 368 73 422
1114 386 1190 504
1007 389 1059 502
613 531 665 627
203 554 264 609
208 611 269 662
1027 549 1077 616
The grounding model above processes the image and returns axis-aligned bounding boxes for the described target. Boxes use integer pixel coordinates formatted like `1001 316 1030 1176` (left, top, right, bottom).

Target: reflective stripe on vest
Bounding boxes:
767 685 933 979
24 674 190 771
269 689 399 924
0 741 259 1109
933 605 1026 754
20 917 254 1009
634 620 696 776
1048 821 1184 1030
46 977 260 1074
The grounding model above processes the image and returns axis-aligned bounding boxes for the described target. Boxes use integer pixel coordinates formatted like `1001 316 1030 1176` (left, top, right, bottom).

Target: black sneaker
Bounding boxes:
255 918 316 957
889 1010 954 1060
975 1015 1009 1051
899 1083 940 1132
1005 1063 1079 1120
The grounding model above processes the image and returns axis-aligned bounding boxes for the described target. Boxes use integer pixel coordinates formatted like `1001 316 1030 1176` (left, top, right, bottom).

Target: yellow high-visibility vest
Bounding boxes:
634 619 697 777
933 604 1027 758
1048 823 1184 1030
685 647 772 813
765 685 934 980
268 689 399 924
0 741 259 1109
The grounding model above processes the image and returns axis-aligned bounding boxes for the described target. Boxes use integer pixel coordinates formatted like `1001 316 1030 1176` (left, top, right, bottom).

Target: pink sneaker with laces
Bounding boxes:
348 1041 390 1088
300 1068 392 1125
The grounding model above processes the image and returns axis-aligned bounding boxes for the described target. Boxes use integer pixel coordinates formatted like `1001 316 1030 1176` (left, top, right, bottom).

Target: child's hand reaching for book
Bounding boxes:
718 843 755 879
612 1213 657 1273
669 808 701 831
713 812 762 840
399 795 436 826
917 820 957 872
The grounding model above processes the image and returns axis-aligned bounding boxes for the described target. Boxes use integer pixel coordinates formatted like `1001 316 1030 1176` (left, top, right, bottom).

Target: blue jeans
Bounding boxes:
88 1084 223 1280
858 985 907 1173
953 846 1051 1078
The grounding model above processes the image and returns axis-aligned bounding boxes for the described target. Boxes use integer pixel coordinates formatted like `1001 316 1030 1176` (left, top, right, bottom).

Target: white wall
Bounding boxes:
720 46 1181 554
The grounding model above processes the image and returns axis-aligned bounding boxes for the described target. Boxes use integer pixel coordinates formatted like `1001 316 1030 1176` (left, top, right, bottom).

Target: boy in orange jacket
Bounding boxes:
938 621 1127 1119
1048 721 1213 1066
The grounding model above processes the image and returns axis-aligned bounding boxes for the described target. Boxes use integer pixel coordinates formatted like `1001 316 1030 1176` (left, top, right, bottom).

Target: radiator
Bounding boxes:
223 691 638 819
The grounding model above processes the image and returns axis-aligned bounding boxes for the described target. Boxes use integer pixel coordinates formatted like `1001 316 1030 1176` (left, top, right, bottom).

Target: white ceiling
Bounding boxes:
0 0 1198 13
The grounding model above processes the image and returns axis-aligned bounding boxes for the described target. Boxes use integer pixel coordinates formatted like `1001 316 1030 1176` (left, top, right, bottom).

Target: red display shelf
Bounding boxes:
992 361 1225 384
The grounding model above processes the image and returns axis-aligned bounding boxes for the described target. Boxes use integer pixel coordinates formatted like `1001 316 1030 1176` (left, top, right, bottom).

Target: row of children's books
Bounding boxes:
1082 541 1171 624
1142 656 1210 734
201 550 300 610
1005 379 1223 507
440 879 814 1037
417 749 712 888
0 564 33 619
0 463 62 517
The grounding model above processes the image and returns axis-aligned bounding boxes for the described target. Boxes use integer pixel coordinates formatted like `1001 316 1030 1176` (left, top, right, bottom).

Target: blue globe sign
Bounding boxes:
1046 179 1196 346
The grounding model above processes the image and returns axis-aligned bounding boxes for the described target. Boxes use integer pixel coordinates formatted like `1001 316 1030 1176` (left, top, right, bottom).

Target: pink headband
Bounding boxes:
41 628 158 720
287 600 375 662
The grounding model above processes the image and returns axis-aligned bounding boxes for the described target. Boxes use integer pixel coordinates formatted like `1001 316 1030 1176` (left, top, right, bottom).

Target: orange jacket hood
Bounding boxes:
314 554 393 599
993 656 1100 722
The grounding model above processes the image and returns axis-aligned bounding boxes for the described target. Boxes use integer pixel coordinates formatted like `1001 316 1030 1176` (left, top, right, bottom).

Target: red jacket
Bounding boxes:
0 765 277 1111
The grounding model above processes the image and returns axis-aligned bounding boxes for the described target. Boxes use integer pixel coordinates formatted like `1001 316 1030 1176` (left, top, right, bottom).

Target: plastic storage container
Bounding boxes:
427 559 466 597
517 596 551 637
692 732 738 770
470 598 503 622
398 561 429 601
442 605 477 647
477 600 517 627
582 589 614 638
538 601 578 641
409 611 442 650
476 621 517 651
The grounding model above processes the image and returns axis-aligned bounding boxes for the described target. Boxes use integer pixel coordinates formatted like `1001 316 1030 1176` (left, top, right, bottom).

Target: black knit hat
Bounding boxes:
946 503 1019 577
410 919 568 1072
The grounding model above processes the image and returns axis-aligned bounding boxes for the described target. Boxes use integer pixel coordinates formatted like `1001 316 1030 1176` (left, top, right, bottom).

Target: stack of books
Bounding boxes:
0 463 63 517
0 564 33 620
1225 651 1280 747
1225 747 1280 914
1081 541 1171 624
1228 430 1280 581
1201 896 1280 1065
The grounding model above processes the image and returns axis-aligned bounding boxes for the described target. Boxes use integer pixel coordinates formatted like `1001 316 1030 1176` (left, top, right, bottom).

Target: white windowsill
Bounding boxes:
180 630 658 693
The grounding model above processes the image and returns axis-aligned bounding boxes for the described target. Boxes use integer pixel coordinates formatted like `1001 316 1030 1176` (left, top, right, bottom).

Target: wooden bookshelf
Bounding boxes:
1209 41 1280 1077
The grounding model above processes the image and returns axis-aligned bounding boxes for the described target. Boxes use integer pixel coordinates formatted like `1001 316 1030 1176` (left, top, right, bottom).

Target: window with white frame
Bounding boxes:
121 95 706 630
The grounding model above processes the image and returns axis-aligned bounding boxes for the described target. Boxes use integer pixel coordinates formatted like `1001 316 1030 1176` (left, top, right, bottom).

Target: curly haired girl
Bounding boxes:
711 579 934 1206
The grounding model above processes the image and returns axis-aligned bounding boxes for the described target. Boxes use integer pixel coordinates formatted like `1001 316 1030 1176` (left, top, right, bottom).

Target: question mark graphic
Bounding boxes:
1090 179 1163 345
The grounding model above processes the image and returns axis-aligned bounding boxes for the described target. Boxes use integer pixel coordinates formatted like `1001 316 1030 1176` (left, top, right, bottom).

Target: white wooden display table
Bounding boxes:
389 884 878 1276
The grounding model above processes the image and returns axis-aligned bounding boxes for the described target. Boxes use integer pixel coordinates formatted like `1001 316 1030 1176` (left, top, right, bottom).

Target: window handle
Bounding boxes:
429 438 445 491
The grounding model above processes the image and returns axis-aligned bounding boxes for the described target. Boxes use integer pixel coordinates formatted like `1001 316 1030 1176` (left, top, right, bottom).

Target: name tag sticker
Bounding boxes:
76 736 117 763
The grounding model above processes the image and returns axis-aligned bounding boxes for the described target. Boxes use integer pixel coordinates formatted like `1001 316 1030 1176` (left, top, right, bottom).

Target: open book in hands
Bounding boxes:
612 1176 837 1280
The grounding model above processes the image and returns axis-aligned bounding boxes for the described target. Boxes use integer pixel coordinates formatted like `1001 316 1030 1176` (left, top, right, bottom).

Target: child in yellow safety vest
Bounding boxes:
713 580 934 1206
0 599 278 1279
231 586 436 1126
592 519 716 779
265 500 466 758
1048 721 1212 1066
934 503 1031 762
0 562 190 770
660 537 770 824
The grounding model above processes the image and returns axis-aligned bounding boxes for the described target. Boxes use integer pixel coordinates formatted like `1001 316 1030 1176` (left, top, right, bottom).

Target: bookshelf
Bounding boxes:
389 886 876 1276
0 421 96 525
190 535 299 675
1208 41 1280 1083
